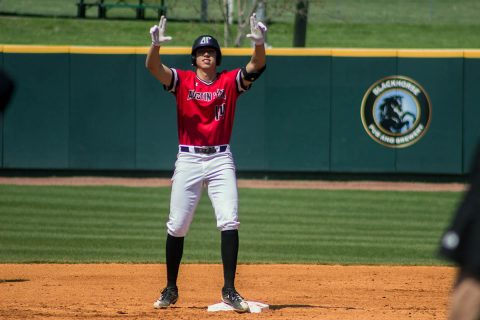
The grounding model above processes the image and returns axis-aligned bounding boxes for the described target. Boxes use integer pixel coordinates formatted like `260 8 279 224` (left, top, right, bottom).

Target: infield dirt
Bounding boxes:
0 176 467 192
0 264 454 320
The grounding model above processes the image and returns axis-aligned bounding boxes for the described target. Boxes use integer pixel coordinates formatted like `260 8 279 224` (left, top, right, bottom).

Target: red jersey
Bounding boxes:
166 68 248 146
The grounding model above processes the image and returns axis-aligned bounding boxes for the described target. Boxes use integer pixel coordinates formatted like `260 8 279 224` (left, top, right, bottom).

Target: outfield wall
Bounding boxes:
1 46 479 174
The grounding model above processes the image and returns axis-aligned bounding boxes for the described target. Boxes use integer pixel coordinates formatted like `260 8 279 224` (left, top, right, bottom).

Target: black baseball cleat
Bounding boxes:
221 287 250 313
153 286 179 309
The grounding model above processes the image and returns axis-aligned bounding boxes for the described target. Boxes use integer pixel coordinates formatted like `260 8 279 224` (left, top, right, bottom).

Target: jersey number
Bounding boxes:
215 104 225 121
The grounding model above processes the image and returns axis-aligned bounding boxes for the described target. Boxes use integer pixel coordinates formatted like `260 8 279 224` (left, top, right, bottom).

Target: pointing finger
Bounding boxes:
251 13 257 26
159 15 166 29
250 15 256 33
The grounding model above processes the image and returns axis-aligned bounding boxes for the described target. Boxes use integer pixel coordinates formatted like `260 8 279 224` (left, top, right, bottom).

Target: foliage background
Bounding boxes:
1 0 479 48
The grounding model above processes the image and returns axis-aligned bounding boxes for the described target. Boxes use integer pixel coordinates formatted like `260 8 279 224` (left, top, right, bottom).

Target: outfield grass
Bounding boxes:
0 184 461 265
2 16 479 48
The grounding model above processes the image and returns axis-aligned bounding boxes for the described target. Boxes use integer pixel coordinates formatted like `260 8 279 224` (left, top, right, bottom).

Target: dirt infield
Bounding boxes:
0 177 461 319
0 264 455 320
0 176 467 191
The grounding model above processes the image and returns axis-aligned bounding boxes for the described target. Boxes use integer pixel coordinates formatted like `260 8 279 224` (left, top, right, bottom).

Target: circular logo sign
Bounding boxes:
361 76 431 148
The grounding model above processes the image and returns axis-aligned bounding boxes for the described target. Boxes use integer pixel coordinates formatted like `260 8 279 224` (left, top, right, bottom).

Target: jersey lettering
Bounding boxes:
187 89 226 102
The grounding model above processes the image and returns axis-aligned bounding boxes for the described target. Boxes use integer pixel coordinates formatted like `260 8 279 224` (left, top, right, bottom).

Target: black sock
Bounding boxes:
166 234 184 288
221 230 239 289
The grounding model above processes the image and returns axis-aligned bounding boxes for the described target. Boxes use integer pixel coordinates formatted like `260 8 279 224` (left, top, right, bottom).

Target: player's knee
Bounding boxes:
166 221 189 237
215 206 239 231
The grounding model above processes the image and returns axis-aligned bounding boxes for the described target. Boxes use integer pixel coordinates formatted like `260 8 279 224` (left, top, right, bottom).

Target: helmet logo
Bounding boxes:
200 36 212 45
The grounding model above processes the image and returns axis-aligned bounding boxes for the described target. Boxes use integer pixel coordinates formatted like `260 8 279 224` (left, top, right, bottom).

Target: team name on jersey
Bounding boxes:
187 89 226 102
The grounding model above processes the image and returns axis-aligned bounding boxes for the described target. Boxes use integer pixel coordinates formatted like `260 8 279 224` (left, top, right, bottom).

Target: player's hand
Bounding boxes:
150 16 172 46
246 13 267 45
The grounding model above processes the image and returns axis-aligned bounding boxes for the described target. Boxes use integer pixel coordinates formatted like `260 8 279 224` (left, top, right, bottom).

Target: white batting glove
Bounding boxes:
150 15 172 46
246 13 267 45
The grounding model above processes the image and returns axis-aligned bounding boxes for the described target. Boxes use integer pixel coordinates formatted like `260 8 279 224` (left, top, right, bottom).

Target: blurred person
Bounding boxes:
0 68 15 111
440 142 480 320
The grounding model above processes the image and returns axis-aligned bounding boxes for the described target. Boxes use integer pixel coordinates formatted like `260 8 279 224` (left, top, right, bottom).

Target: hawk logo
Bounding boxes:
215 103 225 121
361 76 431 148
200 36 212 45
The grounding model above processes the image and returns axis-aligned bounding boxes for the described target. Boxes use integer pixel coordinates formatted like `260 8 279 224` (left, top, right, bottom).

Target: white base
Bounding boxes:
207 301 269 313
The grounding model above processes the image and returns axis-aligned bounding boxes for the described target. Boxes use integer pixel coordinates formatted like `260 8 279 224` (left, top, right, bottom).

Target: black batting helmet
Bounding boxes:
191 35 222 66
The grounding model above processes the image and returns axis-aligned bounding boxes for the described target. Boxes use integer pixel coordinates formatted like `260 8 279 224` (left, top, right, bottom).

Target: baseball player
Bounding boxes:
146 14 267 313
440 142 480 320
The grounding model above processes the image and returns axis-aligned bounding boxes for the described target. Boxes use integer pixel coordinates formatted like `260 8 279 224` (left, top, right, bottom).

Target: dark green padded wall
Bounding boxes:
69 54 136 170
331 57 397 172
264 56 331 171
3 53 70 169
463 58 480 172
396 58 463 174
0 49 477 175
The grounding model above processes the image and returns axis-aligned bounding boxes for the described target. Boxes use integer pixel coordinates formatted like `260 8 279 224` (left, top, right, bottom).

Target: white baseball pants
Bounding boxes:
166 145 240 237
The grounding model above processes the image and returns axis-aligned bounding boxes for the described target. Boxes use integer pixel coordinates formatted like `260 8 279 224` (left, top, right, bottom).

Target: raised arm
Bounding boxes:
242 14 267 85
145 16 173 86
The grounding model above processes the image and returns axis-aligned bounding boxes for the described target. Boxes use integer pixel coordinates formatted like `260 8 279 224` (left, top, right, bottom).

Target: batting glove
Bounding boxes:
246 13 267 46
150 15 172 46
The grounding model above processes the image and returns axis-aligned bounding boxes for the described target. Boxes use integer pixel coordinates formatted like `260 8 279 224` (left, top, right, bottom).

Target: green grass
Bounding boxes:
0 184 461 265
1 16 480 48
1 0 480 48
0 16 224 47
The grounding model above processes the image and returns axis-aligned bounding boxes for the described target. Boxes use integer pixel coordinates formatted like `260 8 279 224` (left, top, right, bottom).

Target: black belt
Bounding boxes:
180 145 228 154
